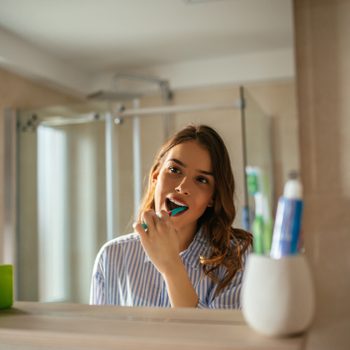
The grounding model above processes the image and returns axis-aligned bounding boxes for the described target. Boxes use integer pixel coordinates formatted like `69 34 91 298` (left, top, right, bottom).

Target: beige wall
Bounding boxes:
294 0 350 349
0 67 81 263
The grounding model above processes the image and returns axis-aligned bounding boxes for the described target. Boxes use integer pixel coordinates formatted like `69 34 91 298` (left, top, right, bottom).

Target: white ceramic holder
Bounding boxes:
241 253 315 337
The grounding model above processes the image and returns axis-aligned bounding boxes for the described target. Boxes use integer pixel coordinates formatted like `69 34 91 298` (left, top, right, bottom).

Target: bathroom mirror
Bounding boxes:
14 81 298 304
3 1 298 305
15 91 244 303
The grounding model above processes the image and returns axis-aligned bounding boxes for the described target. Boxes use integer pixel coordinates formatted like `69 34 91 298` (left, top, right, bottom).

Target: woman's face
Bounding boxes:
153 140 215 238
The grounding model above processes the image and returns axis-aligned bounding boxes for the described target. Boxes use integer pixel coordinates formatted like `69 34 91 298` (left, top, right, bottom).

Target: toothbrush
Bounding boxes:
141 206 187 230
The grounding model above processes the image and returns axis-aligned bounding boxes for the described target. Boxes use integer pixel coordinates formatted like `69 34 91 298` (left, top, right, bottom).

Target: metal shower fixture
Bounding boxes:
87 73 172 101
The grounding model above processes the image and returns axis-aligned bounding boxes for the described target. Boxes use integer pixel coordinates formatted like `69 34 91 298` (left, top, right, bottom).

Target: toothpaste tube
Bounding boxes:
270 172 303 258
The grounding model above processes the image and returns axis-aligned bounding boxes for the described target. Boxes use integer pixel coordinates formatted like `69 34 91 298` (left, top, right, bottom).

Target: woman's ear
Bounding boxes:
207 198 214 207
152 171 159 184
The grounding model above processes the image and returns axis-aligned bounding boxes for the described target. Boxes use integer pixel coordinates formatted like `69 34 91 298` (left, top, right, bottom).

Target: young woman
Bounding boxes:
90 124 252 308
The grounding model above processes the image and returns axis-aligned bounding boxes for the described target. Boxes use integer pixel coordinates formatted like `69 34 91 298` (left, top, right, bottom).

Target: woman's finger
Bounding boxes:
158 210 170 225
153 210 170 230
159 210 170 220
133 222 147 238
143 210 157 233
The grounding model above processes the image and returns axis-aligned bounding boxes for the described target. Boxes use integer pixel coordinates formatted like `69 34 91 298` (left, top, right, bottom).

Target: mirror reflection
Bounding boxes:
16 80 298 305
3 1 298 306
17 91 246 304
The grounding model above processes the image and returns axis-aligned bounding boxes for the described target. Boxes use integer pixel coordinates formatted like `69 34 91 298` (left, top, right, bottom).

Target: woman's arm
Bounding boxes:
161 255 199 307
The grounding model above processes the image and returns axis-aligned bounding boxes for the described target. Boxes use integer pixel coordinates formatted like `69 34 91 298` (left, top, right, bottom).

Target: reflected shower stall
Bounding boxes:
7 80 273 304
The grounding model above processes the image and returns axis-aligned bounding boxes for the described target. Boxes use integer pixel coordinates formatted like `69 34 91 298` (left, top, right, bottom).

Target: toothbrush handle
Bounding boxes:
140 208 183 231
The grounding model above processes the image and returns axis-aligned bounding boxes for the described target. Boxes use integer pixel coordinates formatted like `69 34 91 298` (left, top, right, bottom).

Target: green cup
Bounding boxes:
0 264 13 309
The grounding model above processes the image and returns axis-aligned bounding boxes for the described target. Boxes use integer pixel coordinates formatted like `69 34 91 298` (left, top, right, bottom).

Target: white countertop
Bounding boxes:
0 302 306 350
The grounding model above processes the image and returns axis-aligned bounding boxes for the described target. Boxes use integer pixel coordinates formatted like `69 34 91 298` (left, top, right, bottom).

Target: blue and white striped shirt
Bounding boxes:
90 229 247 308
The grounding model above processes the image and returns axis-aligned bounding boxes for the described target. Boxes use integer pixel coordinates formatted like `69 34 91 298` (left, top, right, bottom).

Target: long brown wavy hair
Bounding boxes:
138 124 252 295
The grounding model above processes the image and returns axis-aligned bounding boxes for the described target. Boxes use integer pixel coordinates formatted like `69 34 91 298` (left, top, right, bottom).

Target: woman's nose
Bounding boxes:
175 177 191 195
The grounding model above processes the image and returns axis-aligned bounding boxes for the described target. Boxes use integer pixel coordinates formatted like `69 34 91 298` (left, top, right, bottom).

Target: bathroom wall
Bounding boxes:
0 67 81 263
294 0 350 349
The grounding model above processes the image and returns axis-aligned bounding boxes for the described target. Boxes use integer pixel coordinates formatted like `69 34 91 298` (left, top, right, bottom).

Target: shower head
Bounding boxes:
87 90 142 101
87 73 172 102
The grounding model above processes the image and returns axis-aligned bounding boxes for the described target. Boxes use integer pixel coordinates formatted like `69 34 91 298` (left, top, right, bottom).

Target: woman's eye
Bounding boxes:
168 166 180 174
197 176 209 184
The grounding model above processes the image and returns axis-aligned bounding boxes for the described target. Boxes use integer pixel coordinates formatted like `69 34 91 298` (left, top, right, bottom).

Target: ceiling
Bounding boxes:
0 0 294 94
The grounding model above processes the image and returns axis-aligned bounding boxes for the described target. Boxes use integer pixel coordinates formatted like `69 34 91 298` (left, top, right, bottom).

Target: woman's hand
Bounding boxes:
133 210 199 307
133 209 182 275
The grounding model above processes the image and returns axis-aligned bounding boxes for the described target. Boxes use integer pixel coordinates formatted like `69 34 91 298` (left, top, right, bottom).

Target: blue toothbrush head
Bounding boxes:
169 206 188 216
140 206 188 231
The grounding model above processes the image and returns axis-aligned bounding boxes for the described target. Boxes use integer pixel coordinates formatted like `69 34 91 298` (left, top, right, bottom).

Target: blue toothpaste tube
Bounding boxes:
270 173 303 258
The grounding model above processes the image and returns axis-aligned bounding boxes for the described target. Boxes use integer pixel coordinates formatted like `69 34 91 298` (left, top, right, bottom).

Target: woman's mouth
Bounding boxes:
166 198 189 216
